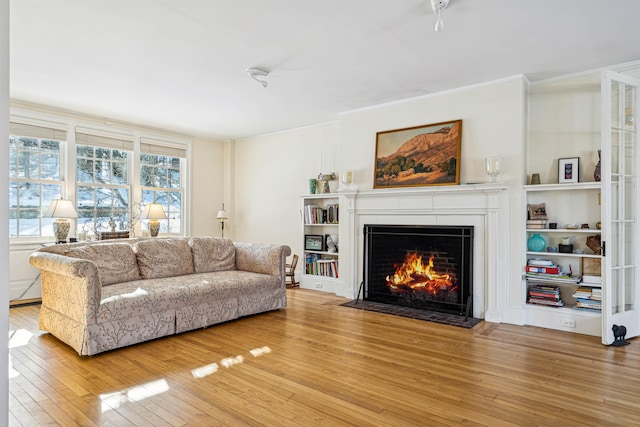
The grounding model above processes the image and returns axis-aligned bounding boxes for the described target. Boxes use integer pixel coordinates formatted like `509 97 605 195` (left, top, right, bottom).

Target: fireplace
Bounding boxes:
363 224 474 317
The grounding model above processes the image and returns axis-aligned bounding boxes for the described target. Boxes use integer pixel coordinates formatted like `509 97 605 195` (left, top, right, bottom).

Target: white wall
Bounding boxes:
528 73 601 184
338 76 527 188
234 76 528 312
190 137 225 236
2 0 10 419
233 121 339 256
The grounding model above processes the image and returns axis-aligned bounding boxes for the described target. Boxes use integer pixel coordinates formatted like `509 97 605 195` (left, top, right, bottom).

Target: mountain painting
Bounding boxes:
374 120 462 188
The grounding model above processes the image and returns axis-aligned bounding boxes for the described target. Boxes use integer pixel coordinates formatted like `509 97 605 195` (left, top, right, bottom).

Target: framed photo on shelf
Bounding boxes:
305 234 324 251
558 157 579 183
528 203 547 220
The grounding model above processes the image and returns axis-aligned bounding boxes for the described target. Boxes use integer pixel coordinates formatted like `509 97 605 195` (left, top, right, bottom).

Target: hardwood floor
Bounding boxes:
9 289 640 426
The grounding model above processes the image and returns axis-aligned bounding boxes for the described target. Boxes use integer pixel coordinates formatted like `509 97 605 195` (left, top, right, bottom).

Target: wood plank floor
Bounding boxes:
9 289 640 426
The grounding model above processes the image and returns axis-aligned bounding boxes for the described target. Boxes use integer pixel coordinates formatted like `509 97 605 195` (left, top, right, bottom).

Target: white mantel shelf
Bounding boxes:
339 183 510 323
339 182 508 197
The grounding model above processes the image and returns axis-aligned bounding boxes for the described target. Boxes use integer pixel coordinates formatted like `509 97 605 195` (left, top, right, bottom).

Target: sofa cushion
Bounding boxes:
67 242 141 286
189 237 236 273
134 238 194 279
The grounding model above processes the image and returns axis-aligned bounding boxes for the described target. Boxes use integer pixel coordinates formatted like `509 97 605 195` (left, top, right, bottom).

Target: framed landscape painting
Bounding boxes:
374 119 462 188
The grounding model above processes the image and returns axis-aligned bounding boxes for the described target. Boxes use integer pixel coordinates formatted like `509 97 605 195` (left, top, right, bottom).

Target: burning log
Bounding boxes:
386 252 457 301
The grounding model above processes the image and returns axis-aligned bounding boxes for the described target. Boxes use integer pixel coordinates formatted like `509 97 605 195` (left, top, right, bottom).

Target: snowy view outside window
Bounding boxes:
76 145 130 234
9 135 63 237
140 153 182 234
10 131 185 239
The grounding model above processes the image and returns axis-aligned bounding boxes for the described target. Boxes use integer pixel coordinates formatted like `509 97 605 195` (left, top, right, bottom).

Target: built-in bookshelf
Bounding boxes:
523 182 603 336
524 70 640 345
300 194 340 293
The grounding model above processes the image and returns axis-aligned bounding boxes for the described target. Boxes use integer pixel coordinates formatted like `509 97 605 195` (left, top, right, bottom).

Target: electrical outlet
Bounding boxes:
315 283 323 289
561 319 576 328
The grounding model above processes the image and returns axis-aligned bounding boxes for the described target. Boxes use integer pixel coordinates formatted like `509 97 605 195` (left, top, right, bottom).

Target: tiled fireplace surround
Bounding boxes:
341 184 509 321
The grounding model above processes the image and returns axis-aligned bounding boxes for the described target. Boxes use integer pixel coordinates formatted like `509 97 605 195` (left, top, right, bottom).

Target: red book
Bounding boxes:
526 265 560 274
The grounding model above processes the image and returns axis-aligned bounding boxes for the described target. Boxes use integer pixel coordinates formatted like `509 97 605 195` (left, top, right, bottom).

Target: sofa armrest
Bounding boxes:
29 252 102 325
233 242 292 281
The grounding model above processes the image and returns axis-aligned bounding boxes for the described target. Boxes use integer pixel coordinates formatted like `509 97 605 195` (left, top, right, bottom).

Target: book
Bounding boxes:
526 224 547 229
525 273 580 284
526 219 548 225
575 298 602 310
528 298 564 307
528 258 555 267
582 274 602 284
572 287 593 299
526 265 560 274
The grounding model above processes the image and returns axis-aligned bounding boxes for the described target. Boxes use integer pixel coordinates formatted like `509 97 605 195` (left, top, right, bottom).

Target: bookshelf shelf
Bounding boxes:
525 228 601 234
525 251 601 259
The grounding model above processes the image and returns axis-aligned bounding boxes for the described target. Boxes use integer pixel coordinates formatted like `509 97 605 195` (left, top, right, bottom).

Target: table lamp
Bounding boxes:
44 198 78 243
141 203 167 237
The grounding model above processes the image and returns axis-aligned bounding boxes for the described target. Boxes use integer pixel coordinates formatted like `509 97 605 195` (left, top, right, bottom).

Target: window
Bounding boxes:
140 140 185 234
9 117 190 240
76 144 130 234
9 124 66 237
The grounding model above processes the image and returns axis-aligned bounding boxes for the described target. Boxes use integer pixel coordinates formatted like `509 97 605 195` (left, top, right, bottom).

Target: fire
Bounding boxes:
385 252 457 295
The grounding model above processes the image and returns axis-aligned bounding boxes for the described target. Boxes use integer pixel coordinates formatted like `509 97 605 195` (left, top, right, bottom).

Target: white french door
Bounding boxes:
601 71 640 345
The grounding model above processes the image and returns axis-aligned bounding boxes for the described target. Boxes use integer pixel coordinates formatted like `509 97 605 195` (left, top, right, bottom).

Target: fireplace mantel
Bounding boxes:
340 184 509 322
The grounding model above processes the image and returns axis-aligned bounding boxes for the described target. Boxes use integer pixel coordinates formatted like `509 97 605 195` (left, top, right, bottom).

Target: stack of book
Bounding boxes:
304 205 326 224
573 285 602 311
528 284 564 307
305 254 339 278
525 258 580 283
582 274 602 286
526 219 548 229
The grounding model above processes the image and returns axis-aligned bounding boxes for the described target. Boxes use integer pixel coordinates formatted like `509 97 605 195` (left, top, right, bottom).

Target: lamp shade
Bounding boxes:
141 203 168 220
216 209 228 220
44 199 78 219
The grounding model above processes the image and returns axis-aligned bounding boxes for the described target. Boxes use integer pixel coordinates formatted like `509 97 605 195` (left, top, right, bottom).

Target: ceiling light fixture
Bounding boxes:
431 0 450 32
246 67 270 88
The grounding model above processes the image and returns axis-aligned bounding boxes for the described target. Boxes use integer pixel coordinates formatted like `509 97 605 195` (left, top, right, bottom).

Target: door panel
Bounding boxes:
601 70 640 345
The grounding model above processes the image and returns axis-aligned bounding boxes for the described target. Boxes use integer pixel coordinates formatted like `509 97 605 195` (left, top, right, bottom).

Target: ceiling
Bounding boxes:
10 0 640 140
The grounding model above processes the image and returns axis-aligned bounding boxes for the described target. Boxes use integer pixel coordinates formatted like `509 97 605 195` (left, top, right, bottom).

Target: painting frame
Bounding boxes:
528 203 548 220
304 234 324 251
558 157 579 184
374 119 462 188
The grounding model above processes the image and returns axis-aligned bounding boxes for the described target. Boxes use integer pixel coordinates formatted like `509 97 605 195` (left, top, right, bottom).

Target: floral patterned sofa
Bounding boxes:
29 237 291 356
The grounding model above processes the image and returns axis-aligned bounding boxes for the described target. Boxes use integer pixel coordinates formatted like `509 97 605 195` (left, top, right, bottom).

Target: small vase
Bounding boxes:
527 233 547 252
594 150 601 182
309 179 317 194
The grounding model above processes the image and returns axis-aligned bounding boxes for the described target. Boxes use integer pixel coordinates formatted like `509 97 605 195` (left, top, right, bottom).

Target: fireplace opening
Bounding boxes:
363 224 473 316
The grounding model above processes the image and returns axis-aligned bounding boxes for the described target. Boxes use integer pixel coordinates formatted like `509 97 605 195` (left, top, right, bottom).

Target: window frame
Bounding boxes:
9 114 191 242
139 150 185 236
75 143 132 236
9 127 66 239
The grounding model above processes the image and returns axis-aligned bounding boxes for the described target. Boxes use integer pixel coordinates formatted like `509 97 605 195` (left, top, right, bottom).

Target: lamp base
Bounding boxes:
148 219 160 237
53 218 70 243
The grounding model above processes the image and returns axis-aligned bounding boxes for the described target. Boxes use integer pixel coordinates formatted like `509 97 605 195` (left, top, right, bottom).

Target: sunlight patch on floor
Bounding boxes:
100 379 170 413
250 346 271 357
191 346 272 379
9 329 34 349
192 362 219 378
